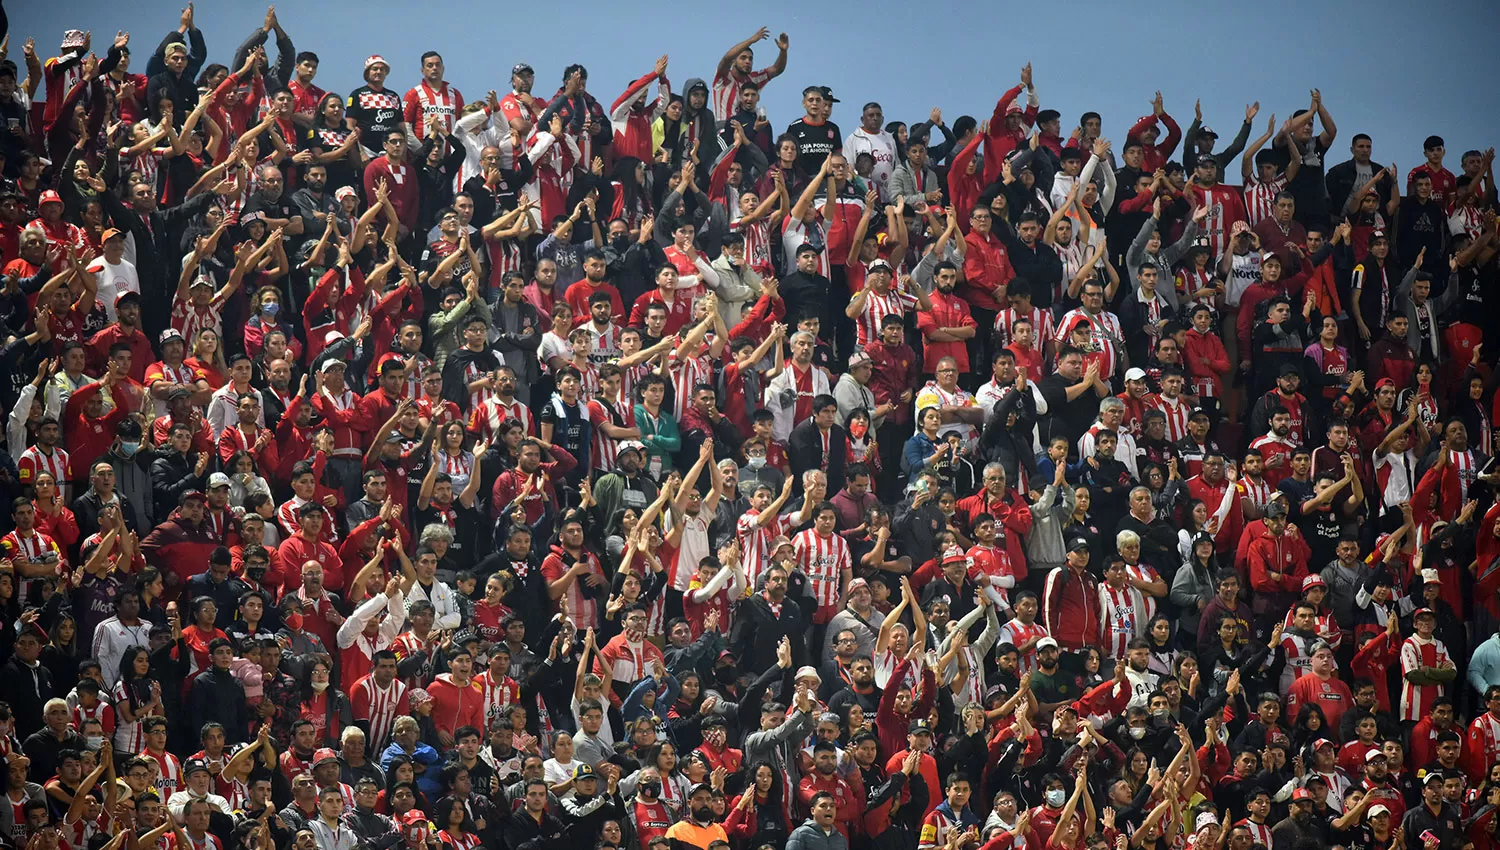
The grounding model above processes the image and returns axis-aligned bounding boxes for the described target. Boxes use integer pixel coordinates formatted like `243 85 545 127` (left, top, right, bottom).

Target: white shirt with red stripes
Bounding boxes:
1145 393 1191 442
1097 581 1145 660
1399 634 1452 722
792 529 851 610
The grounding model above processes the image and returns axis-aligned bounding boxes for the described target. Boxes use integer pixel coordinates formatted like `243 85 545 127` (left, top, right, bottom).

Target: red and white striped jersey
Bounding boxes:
738 509 792 588
671 351 714 418
468 396 533 443
997 620 1050 674
1399 635 1452 722
711 67 775 123
619 362 652 407
60 812 109 850
404 81 463 139
349 675 409 752
587 398 635 472
793 530 851 609
1452 449 1479 504
1 530 64 600
1235 820 1273 850
434 450 474 493
587 321 623 364
112 680 145 753
141 748 183 801
1242 173 1287 227
1238 476 1274 513
1278 607 1342 652
1124 563 1162 621
487 239 524 286
462 360 496 412
855 286 916 348
1374 450 1417 511
18 446 71 490
437 830 481 850
993 305 1055 349
781 216 829 277
475 670 518 730
171 295 224 345
72 701 115 738
1144 393 1190 442
542 550 605 629
731 218 774 276
965 543 1015 608
1278 631 1318 693
1097 582 1145 660
167 831 221 850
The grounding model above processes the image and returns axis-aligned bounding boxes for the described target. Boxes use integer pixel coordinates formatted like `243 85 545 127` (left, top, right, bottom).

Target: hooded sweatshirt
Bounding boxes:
427 673 484 739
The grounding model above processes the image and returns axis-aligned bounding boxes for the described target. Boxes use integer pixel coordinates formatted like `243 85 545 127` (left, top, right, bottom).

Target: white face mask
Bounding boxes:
1129 727 1147 740
311 680 329 693
746 456 766 469
1046 789 1066 807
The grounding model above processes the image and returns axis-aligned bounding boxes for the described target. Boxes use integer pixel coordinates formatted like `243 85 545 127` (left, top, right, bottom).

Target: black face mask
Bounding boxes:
693 807 714 823
714 667 736 685
611 236 631 252
639 781 660 798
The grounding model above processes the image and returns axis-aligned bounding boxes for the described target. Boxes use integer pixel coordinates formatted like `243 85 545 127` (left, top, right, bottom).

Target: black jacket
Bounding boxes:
787 421 847 495
187 666 249 744
149 450 205 524
1324 158 1396 224
503 808 570 850
72 488 141 545
730 593 808 674
0 659 56 739
993 217 1065 312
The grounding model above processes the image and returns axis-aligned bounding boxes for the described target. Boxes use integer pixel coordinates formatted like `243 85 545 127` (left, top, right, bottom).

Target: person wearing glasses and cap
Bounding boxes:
345 55 403 146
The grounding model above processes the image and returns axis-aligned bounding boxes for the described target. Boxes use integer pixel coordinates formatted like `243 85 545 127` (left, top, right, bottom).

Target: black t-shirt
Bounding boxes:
1272 135 1332 219
1295 503 1345 569
302 123 359 191
785 118 842 179
346 85 404 141
1342 826 1396 850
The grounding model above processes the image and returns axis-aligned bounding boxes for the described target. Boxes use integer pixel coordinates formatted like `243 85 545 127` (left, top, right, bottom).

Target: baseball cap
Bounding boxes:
1367 805 1391 818
573 763 596 780
796 242 821 256
794 666 821 683
1231 220 1251 236
1412 607 1436 619
1006 101 1024 115
616 439 645 455
1369 229 1388 242
846 577 870 594
1036 636 1059 651
184 758 211 776
1421 568 1441 585
867 258 894 275
1312 738 1335 751
1264 502 1286 519
1365 749 1388 762
818 86 840 103
313 748 340 766
1197 126 1219 139
1290 788 1313 802
1420 770 1446 785
179 490 206 504
101 227 125 243
1067 538 1091 554
1124 367 1147 382
1189 407 1212 421
320 359 347 374
942 547 969 565
39 190 63 207
847 352 873 369
1301 574 1327 590
512 63 534 76
166 387 193 401
1278 362 1303 377
908 719 933 735
207 472 232 490
114 291 140 307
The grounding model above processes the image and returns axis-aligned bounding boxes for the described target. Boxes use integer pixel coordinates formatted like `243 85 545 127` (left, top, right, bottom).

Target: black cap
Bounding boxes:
819 86 840 103
1067 538 1091 553
908 719 933 735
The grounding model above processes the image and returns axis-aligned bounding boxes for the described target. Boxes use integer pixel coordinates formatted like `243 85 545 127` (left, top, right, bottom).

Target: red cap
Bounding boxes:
1291 788 1313 802
312 747 339 766
38 189 63 207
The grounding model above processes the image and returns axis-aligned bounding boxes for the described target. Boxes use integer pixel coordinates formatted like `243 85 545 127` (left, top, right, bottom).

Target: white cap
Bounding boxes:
794 666 821 683
1124 367 1148 382
1036 637 1059 650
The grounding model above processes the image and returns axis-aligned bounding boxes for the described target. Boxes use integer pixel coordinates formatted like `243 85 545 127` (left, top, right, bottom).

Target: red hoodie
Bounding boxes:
140 512 220 586
981 86 1035 187
1126 113 1183 173
427 673 484 738
1247 529 1310 615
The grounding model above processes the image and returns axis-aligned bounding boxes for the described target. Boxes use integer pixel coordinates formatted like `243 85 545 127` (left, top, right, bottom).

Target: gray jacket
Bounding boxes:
889 162 941 208
787 820 849 850
1024 483 1076 571
833 373 878 428
1126 215 1200 313
1395 266 1459 361
743 706 814 781
0 782 42 838
1169 561 1216 637
708 254 763 327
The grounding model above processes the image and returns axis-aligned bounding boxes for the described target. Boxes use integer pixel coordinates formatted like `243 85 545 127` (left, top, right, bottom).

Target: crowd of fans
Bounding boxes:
1 5 1500 850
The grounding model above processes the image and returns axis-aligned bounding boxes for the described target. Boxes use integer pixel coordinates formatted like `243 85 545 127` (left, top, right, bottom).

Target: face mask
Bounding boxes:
693 807 714 824
86 735 104 750
848 420 868 439
118 441 141 458
262 302 280 317
1128 727 1147 740
639 781 661 798
1152 708 1171 719
746 456 766 470
285 612 304 631
611 236 631 252
310 680 329 693
714 667 736 685
1046 789 1066 807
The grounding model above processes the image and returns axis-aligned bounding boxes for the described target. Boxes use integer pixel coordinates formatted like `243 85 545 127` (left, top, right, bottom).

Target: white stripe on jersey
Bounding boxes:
792 530 851 608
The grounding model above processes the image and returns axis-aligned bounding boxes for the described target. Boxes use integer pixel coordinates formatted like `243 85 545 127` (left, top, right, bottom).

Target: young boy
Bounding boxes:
996 591 1049 673
1005 317 1044 382
1081 430 1133 532
965 514 1016 611
749 411 790 474
1035 435 1084 483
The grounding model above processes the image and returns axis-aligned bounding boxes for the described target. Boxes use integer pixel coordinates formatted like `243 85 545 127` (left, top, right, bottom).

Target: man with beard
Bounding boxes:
290 163 343 241
242 165 304 237
730 563 808 672
1271 788 1327 850
504 779 567 850
1358 752 1406 825
1249 364 1313 448
797 741 861 841
665 783 729 850
915 261 975 373
1286 640 1354 731
1250 407 1298 489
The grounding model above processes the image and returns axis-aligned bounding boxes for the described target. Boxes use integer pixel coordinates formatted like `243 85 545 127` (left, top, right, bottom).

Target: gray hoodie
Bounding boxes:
1024 482 1076 573
1126 215 1200 313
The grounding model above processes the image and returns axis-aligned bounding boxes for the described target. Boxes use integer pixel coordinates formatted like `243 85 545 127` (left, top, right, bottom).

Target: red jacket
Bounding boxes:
1126 113 1183 173
140 514 220 586
955 489 1034 584
63 381 130 471
311 387 369 460
426 673 484 738
1183 329 1230 397
490 445 578 524
86 325 154 382
363 157 420 231
948 134 984 235
981 86 1035 187
961 231 1014 311
1042 565 1099 650
274 532 343 595
1246 529 1310 615
796 771 863 839
876 659 935 759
